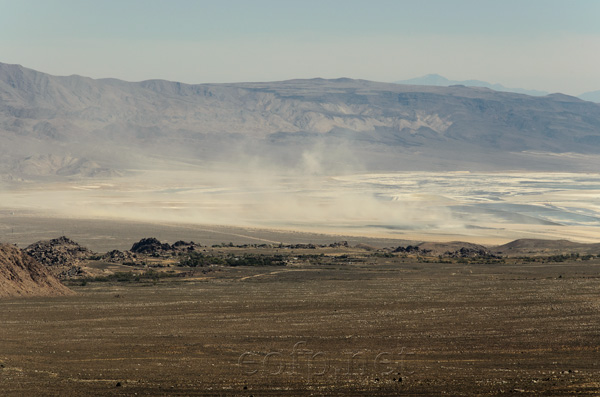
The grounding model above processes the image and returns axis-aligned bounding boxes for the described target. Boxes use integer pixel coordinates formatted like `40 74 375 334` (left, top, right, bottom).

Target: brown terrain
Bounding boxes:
494 239 600 256
0 243 74 297
1 226 600 395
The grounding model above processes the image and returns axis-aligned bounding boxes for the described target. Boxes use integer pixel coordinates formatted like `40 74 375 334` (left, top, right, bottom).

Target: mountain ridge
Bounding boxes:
579 89 600 103
2 62 600 179
395 73 600 103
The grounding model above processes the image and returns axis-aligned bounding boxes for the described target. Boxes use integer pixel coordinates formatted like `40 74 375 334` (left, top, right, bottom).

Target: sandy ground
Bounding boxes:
1 259 600 395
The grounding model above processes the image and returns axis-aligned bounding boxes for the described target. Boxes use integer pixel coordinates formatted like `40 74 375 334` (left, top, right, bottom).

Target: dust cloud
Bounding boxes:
2 143 600 244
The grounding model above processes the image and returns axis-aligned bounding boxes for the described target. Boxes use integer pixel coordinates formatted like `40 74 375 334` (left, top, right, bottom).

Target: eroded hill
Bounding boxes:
0 243 74 297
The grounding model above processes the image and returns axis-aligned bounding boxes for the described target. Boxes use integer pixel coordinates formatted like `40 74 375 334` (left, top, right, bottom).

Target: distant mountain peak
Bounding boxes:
579 89 600 103
395 73 600 103
394 74 549 97
420 74 451 84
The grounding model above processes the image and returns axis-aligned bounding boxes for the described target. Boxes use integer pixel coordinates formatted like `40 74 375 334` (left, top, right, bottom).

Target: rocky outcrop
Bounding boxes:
130 238 173 254
395 241 496 258
130 238 201 255
329 241 349 248
394 245 420 253
101 250 136 263
25 236 95 279
0 243 74 298
172 240 200 252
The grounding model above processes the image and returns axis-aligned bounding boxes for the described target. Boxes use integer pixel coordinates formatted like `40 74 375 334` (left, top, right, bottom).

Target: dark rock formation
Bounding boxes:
395 242 496 258
130 238 172 254
394 245 421 253
101 250 136 263
25 236 95 275
172 241 200 251
329 241 349 248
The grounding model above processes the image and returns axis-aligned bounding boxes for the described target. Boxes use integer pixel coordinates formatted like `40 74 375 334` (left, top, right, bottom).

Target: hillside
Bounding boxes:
494 239 600 256
0 243 74 298
2 62 600 179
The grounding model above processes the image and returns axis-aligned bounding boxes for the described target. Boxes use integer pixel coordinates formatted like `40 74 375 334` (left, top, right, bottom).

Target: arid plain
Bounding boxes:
1 200 600 395
1 246 600 395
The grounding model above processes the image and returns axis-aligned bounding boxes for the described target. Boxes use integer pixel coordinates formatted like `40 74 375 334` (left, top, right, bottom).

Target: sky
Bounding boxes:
1 0 599 95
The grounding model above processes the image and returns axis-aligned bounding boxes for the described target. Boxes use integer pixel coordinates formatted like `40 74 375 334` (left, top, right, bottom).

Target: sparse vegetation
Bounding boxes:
178 252 285 267
178 252 224 267
69 270 180 285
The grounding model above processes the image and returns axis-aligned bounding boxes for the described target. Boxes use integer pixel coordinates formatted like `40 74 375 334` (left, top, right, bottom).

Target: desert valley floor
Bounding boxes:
1 217 600 395
2 255 600 395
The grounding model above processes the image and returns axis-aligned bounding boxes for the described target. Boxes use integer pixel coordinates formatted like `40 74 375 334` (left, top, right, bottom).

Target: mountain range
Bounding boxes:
1 62 600 180
395 74 550 97
579 90 600 103
395 74 600 103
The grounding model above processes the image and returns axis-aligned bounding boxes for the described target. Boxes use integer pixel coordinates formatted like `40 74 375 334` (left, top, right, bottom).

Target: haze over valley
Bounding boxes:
1 62 600 243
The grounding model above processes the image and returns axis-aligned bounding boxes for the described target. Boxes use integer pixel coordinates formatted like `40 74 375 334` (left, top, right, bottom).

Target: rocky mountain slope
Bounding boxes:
2 62 600 178
25 236 96 279
0 243 74 297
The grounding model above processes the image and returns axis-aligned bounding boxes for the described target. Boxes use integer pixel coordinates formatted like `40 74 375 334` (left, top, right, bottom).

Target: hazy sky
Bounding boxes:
1 0 599 95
